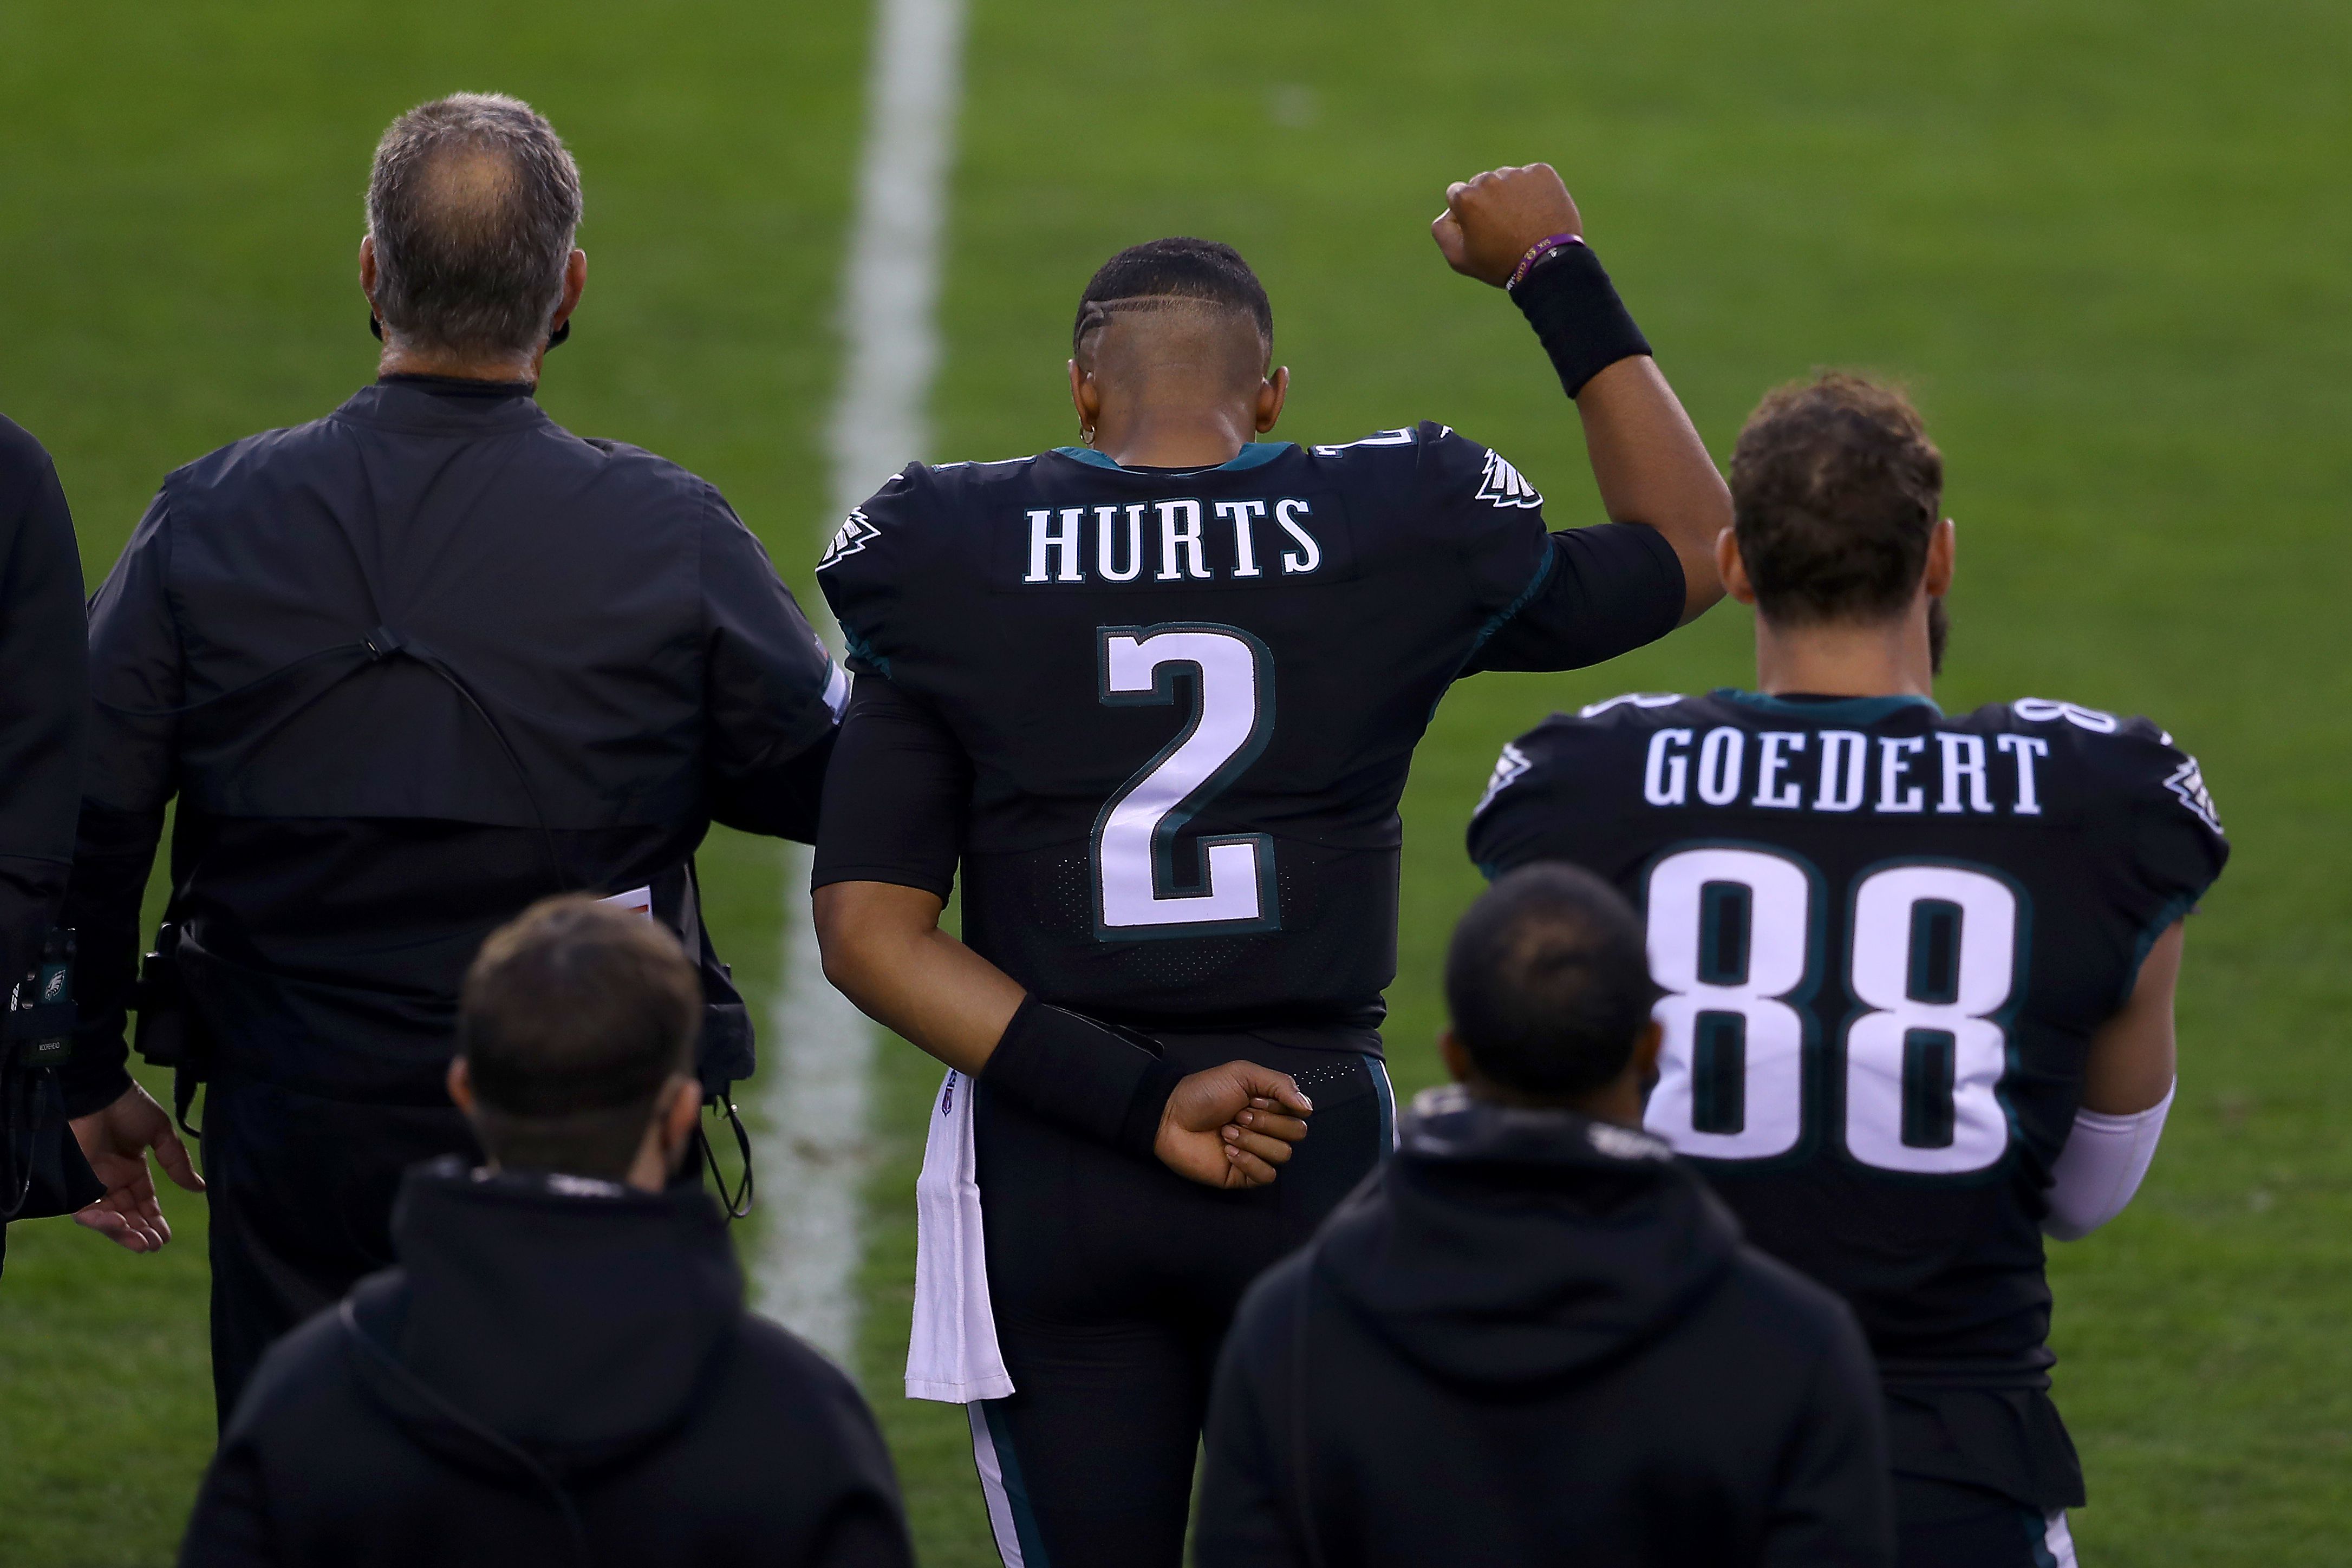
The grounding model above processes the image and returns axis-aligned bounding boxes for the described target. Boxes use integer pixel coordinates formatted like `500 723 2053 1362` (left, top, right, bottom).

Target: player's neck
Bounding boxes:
1090 403 1258 469
1752 607 1934 701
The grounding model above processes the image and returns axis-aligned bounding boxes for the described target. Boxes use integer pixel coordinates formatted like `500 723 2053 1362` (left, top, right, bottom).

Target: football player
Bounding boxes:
811 164 1729 1567
1469 373 2228 1568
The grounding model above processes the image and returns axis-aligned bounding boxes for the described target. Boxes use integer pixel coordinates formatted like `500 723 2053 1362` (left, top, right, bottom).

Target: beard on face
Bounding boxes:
1928 597 1950 677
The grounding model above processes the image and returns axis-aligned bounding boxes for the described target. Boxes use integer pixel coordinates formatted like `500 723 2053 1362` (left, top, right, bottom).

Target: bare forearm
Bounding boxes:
813 883 1024 1075
1575 356 1730 623
2080 920 2183 1115
1429 162 1729 625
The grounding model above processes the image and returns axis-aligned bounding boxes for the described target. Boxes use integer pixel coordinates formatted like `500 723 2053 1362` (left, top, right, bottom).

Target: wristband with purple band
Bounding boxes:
1504 232 1586 291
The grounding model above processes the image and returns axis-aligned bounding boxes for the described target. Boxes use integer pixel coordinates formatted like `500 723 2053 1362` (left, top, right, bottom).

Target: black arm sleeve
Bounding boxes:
700 493 845 842
1761 1314 1897 1568
1464 522 1685 675
809 674 969 899
0 422 86 992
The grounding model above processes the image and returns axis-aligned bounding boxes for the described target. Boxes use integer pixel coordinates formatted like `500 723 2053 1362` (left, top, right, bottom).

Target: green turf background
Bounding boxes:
3 1 2347 1563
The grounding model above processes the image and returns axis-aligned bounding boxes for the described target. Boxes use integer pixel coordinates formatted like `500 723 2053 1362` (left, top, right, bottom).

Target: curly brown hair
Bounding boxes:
1729 373 1943 625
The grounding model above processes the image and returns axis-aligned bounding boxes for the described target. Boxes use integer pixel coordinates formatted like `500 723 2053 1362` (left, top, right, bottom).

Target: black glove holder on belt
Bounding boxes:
133 920 212 1140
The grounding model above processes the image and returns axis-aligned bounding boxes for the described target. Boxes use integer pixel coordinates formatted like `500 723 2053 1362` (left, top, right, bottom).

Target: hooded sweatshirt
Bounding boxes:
1194 1088 1893 1568
180 1159 912 1568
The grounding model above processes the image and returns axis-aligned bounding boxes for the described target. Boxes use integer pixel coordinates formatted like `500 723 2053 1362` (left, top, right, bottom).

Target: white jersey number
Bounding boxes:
1644 848 2018 1174
1093 624 1276 936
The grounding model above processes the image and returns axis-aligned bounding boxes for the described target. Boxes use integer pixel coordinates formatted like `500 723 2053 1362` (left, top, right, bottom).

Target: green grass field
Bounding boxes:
2 1 2346 1563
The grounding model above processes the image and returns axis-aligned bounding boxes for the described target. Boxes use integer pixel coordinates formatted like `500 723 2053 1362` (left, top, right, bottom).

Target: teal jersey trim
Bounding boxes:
1714 688 1943 724
1051 441 1292 474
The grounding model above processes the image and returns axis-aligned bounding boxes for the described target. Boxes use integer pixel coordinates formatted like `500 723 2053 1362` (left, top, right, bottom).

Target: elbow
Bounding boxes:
810 886 869 999
811 880 924 1014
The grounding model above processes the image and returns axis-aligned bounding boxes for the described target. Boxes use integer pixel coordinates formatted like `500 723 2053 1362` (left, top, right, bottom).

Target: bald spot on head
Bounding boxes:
1076 298 1271 402
412 146 526 250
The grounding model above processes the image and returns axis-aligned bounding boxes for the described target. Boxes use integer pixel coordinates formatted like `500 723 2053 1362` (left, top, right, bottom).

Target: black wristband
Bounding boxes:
1509 241 1651 398
984 997 1183 1161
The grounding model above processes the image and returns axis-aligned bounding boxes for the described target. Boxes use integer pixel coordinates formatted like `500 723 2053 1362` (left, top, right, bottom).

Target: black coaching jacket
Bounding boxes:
180 1160 914 1567
0 413 102 1263
1194 1089 1895 1568
59 376 842 1116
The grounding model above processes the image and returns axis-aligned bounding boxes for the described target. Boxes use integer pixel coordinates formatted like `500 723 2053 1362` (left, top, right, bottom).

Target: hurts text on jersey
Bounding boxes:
1020 498 1327 586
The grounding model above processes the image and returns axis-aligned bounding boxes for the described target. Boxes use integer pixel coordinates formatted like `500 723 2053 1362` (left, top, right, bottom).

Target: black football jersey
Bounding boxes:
1469 689 2228 1391
816 424 1686 1033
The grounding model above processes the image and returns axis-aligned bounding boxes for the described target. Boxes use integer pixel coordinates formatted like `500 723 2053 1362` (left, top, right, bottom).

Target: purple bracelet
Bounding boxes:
1505 232 1586 291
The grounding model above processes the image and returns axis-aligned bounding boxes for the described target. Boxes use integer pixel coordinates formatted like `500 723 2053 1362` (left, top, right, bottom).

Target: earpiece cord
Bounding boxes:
695 1097 755 1220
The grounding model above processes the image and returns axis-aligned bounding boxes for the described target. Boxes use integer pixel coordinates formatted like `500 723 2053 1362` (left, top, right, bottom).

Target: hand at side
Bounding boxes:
68 1082 204 1252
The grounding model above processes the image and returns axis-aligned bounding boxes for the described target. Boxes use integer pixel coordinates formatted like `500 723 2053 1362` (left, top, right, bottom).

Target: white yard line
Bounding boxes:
753 0 967 1368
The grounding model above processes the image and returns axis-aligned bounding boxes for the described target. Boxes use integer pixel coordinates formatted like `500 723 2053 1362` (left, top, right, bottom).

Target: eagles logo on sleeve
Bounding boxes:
1474 448 1543 509
818 508 880 571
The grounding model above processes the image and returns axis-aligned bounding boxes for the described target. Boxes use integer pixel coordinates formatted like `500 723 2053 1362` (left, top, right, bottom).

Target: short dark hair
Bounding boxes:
367 93 583 357
1730 373 1944 626
1445 864 1663 1100
1072 237 1273 358
459 896 699 1178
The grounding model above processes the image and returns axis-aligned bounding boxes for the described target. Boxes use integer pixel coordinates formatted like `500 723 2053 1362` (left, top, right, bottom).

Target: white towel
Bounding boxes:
905 1069 1013 1403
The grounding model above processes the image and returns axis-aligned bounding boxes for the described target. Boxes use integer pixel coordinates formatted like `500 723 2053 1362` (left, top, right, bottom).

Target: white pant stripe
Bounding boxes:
967 1403 1027 1568
2042 1510 2078 1568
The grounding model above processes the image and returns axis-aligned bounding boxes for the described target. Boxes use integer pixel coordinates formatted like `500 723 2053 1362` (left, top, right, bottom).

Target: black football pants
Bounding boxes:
203 1079 479 1425
1896 1477 2076 1568
970 1030 1393 1568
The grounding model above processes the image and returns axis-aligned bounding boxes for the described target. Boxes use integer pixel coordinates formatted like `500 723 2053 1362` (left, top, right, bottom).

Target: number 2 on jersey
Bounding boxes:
1092 623 1278 937
1644 847 2019 1174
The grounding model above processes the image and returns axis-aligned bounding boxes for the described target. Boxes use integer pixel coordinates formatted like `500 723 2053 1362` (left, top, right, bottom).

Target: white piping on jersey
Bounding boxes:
1579 691 1686 718
755 0 968 1369
1309 427 1416 455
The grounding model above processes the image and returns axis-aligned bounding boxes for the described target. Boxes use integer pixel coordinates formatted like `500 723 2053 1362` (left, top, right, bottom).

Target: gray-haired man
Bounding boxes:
62 94 843 1420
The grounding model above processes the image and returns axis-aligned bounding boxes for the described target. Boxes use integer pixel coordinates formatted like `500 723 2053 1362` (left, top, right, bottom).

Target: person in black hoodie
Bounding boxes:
1194 863 1892 1567
179 896 913 1568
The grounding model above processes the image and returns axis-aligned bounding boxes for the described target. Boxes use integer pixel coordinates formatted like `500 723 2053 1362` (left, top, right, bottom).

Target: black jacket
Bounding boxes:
180 1160 914 1567
0 413 101 1259
61 377 841 1113
1195 1089 1894 1567
0 414 83 989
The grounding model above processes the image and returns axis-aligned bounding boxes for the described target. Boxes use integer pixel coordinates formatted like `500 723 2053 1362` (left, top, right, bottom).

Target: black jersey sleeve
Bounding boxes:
1467 525 1685 674
1463 715 1605 878
816 467 924 681
2123 720 2229 910
809 673 970 900
1411 427 1685 675
2082 714 2230 978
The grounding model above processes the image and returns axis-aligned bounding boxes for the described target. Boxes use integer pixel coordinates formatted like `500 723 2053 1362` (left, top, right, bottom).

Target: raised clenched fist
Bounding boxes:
1431 162 1585 288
